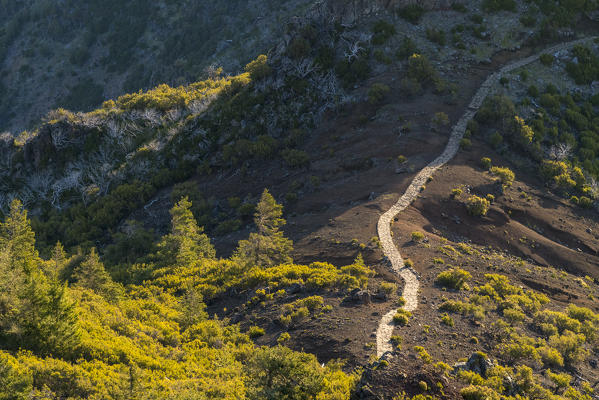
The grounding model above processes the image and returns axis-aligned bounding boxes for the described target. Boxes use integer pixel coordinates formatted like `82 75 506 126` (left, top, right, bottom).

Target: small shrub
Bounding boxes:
460 138 472 149
372 20 396 45
397 37 419 59
398 5 425 24
431 112 449 130
407 54 438 85
480 157 492 170
528 85 539 97
426 28 446 46
245 55 271 80
540 53 554 66
277 332 291 344
441 313 454 326
248 326 265 338
436 268 471 290
490 166 515 187
411 231 425 242
414 346 433 363
579 196 593 208
281 149 310 168
451 188 463 198
368 83 391 104
490 132 503 148
393 309 412 325
390 335 403 348
379 281 398 295
466 196 490 216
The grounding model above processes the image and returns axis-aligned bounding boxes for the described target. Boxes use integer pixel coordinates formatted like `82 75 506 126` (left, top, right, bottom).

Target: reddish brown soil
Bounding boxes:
157 38 599 398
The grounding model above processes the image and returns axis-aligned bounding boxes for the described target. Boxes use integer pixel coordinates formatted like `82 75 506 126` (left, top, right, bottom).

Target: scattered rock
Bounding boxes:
346 288 371 304
453 352 495 378
286 283 304 294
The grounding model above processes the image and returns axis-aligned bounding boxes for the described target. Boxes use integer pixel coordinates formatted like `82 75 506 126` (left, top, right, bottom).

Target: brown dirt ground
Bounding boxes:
179 37 599 398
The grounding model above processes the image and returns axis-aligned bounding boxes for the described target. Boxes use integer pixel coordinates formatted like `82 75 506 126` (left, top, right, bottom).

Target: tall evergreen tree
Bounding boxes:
0 200 80 356
0 200 38 274
73 248 121 300
234 189 293 268
157 197 215 266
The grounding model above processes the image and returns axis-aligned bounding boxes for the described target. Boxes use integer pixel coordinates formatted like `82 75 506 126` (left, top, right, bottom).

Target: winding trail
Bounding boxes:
375 37 596 358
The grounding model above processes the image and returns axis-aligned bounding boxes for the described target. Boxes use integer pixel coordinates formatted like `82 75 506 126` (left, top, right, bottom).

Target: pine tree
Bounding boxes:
179 284 208 330
0 201 80 357
157 197 215 266
234 189 293 268
48 241 67 281
0 199 38 274
73 248 122 300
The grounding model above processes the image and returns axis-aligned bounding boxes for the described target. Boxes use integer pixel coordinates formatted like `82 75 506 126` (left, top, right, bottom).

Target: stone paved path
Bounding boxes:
375 37 595 358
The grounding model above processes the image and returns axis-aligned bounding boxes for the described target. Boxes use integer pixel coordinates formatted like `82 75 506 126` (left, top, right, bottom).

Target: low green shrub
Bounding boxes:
435 268 471 290
466 195 490 216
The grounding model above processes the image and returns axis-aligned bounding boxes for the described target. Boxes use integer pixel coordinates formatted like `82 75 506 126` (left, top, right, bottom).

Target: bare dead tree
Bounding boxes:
294 58 318 79
547 143 572 161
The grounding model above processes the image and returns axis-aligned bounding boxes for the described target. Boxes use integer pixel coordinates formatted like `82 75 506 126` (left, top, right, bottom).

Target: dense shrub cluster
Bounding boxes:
0 191 362 399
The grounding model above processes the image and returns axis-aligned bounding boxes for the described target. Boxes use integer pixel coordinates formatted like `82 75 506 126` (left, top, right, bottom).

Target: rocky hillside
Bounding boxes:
1 0 599 399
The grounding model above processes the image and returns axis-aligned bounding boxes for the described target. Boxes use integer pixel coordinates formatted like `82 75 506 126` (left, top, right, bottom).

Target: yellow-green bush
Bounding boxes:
466 195 490 216
435 268 471 290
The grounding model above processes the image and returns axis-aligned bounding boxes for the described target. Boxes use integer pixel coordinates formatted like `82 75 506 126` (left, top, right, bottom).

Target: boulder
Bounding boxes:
453 352 495 378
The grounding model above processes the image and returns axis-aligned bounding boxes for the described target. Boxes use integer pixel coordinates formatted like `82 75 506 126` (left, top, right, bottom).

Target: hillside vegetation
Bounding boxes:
2 0 599 399
0 191 364 399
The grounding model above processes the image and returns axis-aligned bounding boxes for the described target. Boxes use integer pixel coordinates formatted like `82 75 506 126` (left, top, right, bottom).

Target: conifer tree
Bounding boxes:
234 189 293 268
158 197 215 266
0 200 80 356
48 241 67 280
73 248 122 300
0 199 38 274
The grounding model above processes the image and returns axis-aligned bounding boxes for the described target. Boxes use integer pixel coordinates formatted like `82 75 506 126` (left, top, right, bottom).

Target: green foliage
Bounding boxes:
426 29 446 46
411 231 425 242
482 0 517 12
368 83 391 104
72 248 122 300
156 197 215 266
282 149 310 168
336 56 370 88
393 309 412 326
0 201 80 358
539 53 555 66
116 77 236 111
407 54 438 85
0 195 360 399
440 313 454 326
435 268 471 290
490 166 515 187
372 20 396 45
480 157 492 170
234 189 293 268
413 346 432 363
397 37 418 60
248 326 265 338
397 5 426 24
466 195 490 216
566 46 599 84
